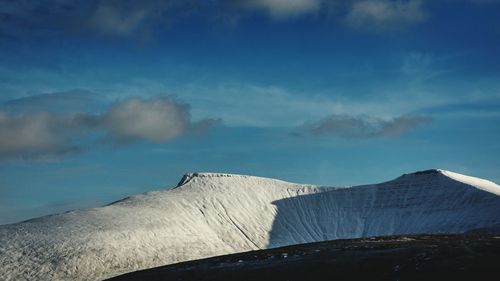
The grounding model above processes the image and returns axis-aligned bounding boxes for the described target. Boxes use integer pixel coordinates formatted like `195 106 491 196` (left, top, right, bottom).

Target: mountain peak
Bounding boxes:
397 169 500 195
176 172 257 187
409 168 443 175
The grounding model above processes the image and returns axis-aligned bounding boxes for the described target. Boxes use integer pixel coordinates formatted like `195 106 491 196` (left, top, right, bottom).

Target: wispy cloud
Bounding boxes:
2 89 104 113
85 1 155 36
293 114 431 138
82 0 199 37
227 0 322 20
344 0 427 30
400 52 453 84
182 82 445 127
0 94 221 159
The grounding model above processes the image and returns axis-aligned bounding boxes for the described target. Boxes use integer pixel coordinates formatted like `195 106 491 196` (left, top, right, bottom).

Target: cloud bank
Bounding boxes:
293 114 431 138
0 96 221 159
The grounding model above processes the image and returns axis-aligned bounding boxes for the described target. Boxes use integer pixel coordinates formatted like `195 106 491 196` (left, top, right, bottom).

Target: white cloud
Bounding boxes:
95 97 221 144
238 0 322 19
102 97 190 143
345 0 427 30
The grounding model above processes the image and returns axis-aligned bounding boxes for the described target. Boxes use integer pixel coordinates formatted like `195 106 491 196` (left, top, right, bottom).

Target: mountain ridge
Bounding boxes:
173 169 500 195
1 169 499 281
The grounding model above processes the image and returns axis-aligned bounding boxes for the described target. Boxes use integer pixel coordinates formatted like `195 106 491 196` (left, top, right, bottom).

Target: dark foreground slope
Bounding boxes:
108 234 500 281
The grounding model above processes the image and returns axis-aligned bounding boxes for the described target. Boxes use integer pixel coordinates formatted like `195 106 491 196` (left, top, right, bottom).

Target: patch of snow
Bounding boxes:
438 169 500 195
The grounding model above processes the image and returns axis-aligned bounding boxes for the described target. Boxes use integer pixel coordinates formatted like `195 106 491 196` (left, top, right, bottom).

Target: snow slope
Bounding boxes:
0 169 499 280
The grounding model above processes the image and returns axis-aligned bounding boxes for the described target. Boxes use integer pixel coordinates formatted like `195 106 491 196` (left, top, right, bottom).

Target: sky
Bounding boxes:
1 0 499 224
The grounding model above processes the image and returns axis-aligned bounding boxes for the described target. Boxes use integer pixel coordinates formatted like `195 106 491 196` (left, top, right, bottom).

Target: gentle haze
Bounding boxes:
1 0 499 224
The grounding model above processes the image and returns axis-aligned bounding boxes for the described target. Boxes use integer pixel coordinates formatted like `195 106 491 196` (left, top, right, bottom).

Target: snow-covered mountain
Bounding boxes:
0 169 499 281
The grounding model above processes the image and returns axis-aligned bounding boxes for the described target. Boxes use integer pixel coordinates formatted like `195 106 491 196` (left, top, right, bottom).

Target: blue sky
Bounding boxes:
1 0 499 224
